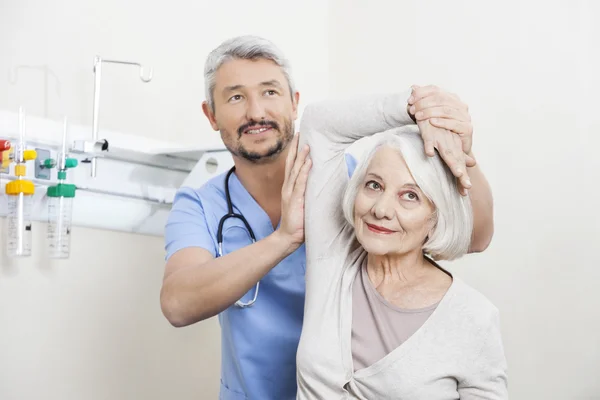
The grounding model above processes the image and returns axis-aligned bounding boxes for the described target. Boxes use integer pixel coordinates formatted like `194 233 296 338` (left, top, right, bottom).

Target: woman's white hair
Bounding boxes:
204 35 296 111
342 126 473 261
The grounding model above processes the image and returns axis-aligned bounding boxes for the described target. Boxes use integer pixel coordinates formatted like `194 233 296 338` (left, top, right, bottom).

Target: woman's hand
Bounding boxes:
277 133 312 250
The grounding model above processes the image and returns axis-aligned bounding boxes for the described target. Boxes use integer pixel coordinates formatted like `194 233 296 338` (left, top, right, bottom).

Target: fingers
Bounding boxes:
428 117 474 156
282 134 300 198
285 143 310 198
409 85 464 106
408 85 441 104
420 122 472 194
410 86 474 197
421 133 436 157
291 156 312 204
409 85 474 160
465 153 477 168
437 133 475 191
284 133 300 182
435 135 471 195
430 116 472 136
458 181 470 197
410 94 469 117
413 106 470 124
440 139 466 180
428 117 473 136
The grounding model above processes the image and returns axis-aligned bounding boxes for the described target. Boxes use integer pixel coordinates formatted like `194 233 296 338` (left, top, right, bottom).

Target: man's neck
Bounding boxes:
233 152 288 226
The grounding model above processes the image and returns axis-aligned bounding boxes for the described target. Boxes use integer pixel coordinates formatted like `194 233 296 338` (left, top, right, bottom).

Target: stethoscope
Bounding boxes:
217 166 259 308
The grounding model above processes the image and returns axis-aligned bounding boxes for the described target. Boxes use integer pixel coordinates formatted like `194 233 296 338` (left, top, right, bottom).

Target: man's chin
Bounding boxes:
238 139 287 164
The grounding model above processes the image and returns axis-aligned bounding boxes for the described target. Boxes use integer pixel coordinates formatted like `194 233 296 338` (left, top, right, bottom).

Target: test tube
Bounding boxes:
46 117 77 259
47 190 74 259
7 191 33 257
6 108 36 257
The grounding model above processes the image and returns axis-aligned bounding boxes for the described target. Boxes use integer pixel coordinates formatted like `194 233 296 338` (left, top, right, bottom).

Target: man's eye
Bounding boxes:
229 94 242 102
265 90 277 96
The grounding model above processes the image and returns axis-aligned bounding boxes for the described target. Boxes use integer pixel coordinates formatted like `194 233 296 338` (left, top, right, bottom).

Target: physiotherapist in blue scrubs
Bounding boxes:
160 35 495 400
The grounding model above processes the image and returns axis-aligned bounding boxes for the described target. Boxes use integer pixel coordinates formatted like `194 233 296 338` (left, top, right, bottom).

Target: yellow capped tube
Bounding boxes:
6 180 35 257
6 107 37 257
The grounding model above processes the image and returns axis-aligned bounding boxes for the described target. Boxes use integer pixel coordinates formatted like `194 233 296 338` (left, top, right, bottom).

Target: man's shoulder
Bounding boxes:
176 171 228 202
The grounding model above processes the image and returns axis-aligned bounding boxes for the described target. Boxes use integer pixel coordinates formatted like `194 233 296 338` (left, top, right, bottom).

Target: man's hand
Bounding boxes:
408 85 474 154
408 85 475 195
418 119 474 195
277 133 312 250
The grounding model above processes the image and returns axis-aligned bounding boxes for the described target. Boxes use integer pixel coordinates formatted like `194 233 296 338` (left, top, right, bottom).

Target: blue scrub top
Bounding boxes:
164 154 358 400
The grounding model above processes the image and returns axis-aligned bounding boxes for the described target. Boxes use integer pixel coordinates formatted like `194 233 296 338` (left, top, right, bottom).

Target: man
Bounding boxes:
161 35 493 400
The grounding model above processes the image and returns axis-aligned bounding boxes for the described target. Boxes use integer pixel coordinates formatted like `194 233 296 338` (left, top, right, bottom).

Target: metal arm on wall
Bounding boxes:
86 56 154 178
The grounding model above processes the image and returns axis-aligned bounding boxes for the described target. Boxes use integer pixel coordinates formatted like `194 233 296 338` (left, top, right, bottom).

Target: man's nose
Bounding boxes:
246 96 267 121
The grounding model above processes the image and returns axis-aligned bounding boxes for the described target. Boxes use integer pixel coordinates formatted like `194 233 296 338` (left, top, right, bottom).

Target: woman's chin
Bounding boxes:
357 236 422 258
357 237 394 255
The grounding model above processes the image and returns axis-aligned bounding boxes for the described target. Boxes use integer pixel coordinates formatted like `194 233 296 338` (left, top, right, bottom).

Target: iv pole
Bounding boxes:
87 55 153 177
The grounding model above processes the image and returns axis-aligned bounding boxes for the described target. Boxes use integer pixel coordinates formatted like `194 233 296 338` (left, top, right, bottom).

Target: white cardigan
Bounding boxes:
295 91 508 399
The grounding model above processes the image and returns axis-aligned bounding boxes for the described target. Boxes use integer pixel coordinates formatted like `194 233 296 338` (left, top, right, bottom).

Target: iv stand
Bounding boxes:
86 55 153 177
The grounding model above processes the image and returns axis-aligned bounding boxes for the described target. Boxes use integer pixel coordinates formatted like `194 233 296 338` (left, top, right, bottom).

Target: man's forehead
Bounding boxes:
215 58 286 89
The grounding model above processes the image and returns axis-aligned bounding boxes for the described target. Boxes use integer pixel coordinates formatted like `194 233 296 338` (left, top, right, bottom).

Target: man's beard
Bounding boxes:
222 118 294 164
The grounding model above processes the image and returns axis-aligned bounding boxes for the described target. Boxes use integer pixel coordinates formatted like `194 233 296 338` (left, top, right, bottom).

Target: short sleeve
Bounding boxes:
164 186 217 260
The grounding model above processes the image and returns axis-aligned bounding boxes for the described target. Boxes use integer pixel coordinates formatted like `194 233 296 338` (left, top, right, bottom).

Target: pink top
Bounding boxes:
351 262 439 371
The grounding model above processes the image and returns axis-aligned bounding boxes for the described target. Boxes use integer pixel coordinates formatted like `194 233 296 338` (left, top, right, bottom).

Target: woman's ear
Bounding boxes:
426 210 438 239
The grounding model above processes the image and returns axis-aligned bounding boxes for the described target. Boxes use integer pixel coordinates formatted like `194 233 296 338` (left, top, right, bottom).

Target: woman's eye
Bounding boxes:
366 181 381 190
400 192 419 201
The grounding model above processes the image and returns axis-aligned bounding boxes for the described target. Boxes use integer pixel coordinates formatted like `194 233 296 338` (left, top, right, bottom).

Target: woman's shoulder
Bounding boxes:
446 277 501 327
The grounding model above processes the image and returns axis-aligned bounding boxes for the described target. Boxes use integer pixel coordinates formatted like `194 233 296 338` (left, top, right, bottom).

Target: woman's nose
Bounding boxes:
372 195 394 220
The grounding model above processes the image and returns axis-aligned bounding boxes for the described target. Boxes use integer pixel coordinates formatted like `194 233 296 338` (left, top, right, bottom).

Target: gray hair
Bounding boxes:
342 127 473 261
204 35 296 111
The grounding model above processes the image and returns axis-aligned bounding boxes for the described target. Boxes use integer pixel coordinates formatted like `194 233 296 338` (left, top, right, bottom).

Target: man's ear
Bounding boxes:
291 91 300 120
202 101 219 131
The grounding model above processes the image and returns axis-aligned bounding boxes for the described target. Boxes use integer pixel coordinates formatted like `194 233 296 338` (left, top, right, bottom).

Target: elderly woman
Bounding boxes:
294 91 508 399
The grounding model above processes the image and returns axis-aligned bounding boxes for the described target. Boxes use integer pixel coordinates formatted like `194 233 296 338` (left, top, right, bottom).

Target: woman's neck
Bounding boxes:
366 250 432 286
365 251 452 310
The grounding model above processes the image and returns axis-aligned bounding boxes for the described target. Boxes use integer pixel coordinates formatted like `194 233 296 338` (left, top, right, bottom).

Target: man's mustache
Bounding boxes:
238 120 279 137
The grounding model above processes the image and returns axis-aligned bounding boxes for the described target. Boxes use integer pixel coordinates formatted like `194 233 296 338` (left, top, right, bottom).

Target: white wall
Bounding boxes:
3 1 599 399
330 1 600 399
0 1 330 400
0 0 330 148
0 226 222 400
